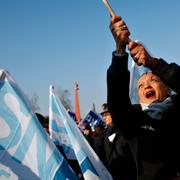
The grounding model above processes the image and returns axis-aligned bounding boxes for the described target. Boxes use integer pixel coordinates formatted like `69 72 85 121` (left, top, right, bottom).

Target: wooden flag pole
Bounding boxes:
102 0 132 43
102 0 116 17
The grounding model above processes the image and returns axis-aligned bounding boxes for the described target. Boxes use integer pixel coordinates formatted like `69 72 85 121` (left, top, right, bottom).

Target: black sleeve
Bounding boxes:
107 52 147 138
152 58 180 94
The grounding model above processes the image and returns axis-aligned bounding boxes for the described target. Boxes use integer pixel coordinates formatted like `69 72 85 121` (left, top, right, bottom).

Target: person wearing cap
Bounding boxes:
101 103 113 127
107 15 180 179
100 103 116 143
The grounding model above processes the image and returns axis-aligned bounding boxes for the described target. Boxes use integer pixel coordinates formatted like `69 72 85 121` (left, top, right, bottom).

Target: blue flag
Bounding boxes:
0 69 78 180
49 85 113 180
80 109 105 131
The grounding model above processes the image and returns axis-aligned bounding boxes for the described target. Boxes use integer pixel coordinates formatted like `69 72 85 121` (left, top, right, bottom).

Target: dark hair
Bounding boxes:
36 113 48 129
81 120 91 130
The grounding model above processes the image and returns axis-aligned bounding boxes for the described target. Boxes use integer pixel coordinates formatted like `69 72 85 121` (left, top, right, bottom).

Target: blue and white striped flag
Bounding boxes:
49 85 113 180
49 86 76 160
0 69 78 180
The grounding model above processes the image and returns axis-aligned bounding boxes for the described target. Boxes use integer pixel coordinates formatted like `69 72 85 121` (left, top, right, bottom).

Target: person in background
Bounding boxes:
100 103 115 138
36 113 49 134
80 120 95 149
107 15 180 179
100 103 136 180
93 120 107 167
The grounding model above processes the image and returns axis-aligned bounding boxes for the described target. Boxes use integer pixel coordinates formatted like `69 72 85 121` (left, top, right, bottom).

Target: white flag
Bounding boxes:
49 85 113 180
49 85 76 160
0 69 78 180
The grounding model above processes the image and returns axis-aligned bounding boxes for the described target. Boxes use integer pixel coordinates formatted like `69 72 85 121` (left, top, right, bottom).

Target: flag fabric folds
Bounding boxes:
49 85 76 160
129 60 150 104
0 69 78 180
49 85 113 180
129 41 152 104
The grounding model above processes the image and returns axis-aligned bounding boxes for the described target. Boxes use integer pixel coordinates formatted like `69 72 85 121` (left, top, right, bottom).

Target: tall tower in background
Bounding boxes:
74 81 81 124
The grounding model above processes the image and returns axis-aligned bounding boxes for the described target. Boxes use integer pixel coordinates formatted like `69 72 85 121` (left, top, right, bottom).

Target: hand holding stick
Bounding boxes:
102 0 132 44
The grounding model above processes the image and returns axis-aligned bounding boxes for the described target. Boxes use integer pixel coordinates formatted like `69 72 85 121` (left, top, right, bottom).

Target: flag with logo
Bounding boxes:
79 109 105 131
49 85 113 180
0 69 78 180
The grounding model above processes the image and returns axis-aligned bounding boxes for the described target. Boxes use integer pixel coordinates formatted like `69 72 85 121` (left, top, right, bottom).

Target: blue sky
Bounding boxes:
0 0 180 118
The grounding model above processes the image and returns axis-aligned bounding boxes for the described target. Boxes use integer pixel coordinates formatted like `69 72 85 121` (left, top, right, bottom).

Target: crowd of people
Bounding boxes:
34 11 180 180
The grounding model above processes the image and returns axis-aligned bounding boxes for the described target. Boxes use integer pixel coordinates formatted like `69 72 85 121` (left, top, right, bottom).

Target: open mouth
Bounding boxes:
145 90 155 99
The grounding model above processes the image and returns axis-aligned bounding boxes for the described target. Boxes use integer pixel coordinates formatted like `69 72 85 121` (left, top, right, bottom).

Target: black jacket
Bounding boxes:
104 126 137 180
107 52 180 180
